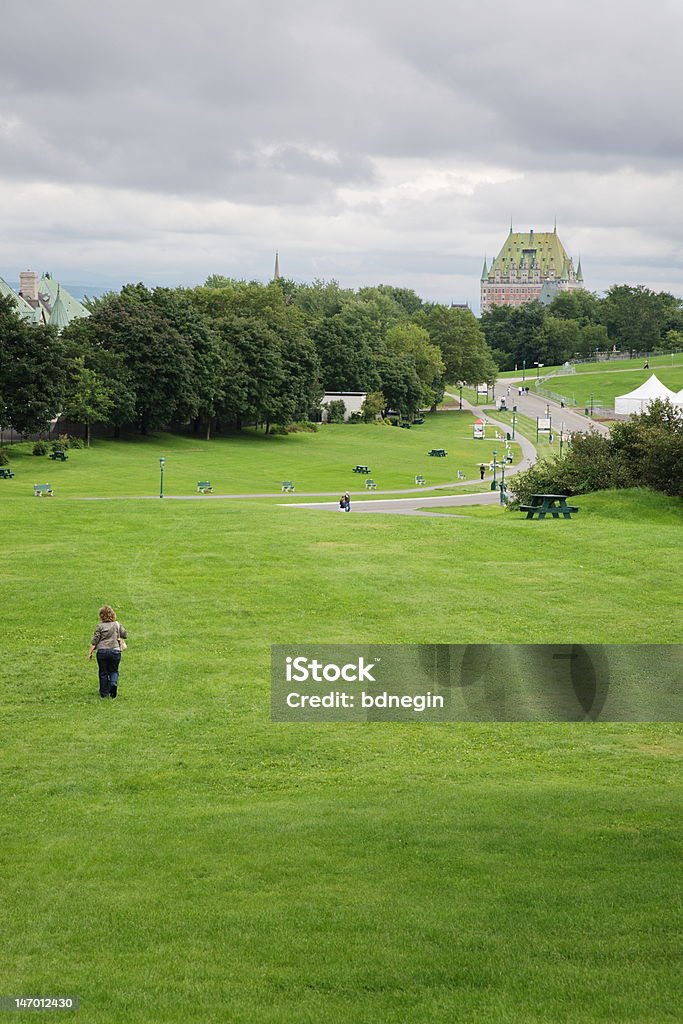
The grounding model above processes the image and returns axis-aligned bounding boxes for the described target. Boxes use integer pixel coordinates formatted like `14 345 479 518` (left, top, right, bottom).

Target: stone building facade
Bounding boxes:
480 227 583 313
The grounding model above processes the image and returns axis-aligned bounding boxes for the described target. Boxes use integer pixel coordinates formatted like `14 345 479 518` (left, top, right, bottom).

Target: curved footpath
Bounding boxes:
283 397 538 517
77 391 605 516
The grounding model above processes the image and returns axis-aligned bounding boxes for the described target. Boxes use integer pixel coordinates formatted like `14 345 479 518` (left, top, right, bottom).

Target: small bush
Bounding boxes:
69 437 85 449
282 422 319 434
32 442 49 456
324 400 346 423
0 448 9 466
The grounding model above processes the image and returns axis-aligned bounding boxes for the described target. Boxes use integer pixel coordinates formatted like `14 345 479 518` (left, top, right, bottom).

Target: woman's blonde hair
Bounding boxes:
99 605 116 622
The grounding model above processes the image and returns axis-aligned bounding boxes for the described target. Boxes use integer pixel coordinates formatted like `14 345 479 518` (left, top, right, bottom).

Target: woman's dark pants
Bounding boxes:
97 649 121 697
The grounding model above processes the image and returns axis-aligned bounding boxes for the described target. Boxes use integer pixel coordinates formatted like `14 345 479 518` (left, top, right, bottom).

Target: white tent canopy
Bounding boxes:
614 374 679 414
674 389 683 408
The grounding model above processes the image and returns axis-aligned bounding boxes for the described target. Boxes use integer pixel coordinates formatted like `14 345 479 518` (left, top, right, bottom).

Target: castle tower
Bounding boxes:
480 226 584 313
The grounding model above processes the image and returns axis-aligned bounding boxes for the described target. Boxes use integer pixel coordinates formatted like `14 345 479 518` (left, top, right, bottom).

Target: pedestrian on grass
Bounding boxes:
343 492 351 511
479 463 486 480
88 605 128 699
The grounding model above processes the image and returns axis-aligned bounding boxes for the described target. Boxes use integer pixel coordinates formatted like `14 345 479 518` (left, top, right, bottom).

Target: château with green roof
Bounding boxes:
0 269 90 330
481 225 583 313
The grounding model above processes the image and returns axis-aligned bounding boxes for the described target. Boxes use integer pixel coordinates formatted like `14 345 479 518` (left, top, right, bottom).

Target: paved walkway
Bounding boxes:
490 386 610 436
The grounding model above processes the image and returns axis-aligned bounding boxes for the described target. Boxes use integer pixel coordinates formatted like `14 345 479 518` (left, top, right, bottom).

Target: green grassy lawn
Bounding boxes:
0 413 520 498
539 367 683 408
498 354 683 379
1 438 681 1023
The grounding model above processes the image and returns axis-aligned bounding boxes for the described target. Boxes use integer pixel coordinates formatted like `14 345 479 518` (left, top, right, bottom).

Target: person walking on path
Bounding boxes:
88 605 128 699
479 463 486 480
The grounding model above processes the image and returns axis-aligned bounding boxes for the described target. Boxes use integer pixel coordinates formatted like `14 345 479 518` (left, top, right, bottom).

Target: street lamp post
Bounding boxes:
159 456 166 499
589 394 594 417
499 458 507 505
511 407 517 440
522 358 526 382
459 384 463 409
490 450 498 491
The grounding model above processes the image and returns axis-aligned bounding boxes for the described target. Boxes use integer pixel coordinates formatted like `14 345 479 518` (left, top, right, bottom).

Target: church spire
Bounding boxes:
481 256 488 281
273 251 281 281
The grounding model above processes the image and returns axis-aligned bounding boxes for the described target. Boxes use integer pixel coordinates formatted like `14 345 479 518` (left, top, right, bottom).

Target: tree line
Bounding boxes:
0 279 496 439
482 285 683 371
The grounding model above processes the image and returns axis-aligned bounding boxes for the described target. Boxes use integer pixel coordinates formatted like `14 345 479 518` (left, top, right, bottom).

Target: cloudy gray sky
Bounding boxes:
1 0 681 309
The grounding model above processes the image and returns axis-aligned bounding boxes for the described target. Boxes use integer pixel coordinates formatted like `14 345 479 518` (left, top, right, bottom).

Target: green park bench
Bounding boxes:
415 474 426 486
197 481 213 494
49 450 69 461
281 481 295 493
34 484 53 497
365 479 377 490
352 465 370 474
519 494 580 520
0 467 15 479
428 449 447 457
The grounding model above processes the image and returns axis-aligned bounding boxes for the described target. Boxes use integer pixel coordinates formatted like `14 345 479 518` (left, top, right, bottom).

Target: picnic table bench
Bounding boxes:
281 480 295 492
365 479 377 490
34 484 53 497
49 450 69 461
0 467 14 479
413 416 425 425
197 481 213 494
428 448 447 457
519 494 579 520
352 465 370 474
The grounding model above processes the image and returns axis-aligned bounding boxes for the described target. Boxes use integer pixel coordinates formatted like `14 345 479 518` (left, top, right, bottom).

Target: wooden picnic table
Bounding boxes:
428 449 447 457
352 465 370 474
0 467 14 479
519 494 579 520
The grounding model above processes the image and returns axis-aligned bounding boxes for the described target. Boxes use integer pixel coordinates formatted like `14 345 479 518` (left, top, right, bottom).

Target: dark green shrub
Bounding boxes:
324 400 346 423
32 441 49 456
0 448 9 466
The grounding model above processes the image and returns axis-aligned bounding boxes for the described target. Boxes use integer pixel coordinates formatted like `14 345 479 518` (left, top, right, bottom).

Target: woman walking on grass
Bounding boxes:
88 605 128 699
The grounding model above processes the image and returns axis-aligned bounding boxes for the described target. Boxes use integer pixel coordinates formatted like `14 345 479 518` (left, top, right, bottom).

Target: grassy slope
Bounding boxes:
498 354 683 379
1 413 523 498
540 368 683 408
1 440 681 1023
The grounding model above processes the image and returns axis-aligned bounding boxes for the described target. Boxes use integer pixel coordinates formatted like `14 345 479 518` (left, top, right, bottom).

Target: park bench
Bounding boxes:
428 449 447 457
0 467 15 479
197 481 213 494
49 450 68 461
281 480 295 493
519 494 579 520
365 479 377 490
415 474 426 485
352 465 370 474
34 484 53 497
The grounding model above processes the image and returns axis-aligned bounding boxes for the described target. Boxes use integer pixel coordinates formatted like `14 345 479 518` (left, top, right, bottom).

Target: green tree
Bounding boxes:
0 296 67 435
416 305 497 385
61 357 114 446
600 285 680 353
385 323 445 407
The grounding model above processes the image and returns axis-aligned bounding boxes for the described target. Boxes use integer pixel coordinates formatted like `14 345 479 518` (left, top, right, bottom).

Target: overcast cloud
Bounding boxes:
1 0 681 308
